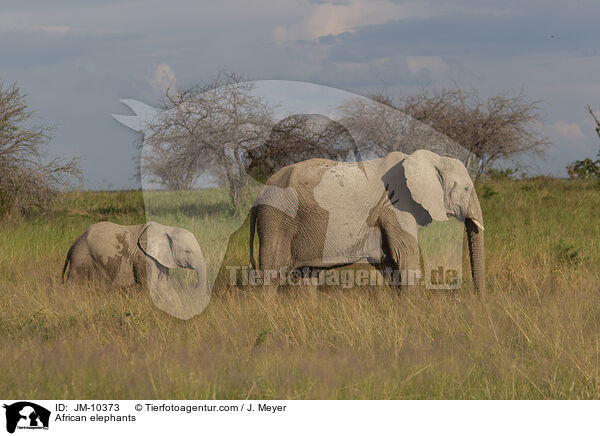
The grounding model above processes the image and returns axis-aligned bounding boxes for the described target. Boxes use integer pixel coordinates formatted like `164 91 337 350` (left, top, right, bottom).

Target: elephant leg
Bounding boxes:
379 218 421 288
68 245 104 287
63 236 86 285
258 238 291 295
68 262 93 285
254 205 298 295
369 259 395 287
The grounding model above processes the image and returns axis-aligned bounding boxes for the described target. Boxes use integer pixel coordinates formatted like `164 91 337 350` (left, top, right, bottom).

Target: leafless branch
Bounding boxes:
587 104 600 140
140 71 274 208
246 114 357 180
339 85 549 177
0 80 81 217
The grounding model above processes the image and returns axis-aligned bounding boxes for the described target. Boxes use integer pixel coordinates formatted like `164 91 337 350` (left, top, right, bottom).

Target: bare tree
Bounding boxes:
587 104 600 140
337 95 469 163
0 80 80 217
141 72 274 208
400 86 550 176
246 114 357 180
339 85 549 176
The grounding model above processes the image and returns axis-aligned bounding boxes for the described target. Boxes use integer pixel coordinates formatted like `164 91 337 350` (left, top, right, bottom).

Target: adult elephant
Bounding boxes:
62 221 209 319
249 149 485 294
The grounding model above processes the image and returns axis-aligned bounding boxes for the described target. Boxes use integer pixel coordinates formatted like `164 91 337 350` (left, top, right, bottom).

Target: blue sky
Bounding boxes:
1 0 599 188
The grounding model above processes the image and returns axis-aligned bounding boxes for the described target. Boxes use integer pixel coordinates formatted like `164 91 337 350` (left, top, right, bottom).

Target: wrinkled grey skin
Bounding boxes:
62 221 207 293
249 149 485 294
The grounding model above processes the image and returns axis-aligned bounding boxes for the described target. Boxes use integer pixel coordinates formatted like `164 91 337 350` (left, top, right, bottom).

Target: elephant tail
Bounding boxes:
61 245 73 283
249 206 257 270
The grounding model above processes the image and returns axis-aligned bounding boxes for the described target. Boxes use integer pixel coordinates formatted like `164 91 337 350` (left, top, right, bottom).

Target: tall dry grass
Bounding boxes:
0 178 599 399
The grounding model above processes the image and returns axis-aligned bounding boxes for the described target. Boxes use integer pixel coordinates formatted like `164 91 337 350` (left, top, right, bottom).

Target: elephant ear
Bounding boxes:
402 151 448 222
138 222 177 269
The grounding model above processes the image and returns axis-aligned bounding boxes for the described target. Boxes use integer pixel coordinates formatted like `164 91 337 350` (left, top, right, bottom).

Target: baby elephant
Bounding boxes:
62 221 206 291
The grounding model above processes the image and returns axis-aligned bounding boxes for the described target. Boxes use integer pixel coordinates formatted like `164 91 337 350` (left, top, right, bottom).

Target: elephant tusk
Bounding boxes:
470 219 484 231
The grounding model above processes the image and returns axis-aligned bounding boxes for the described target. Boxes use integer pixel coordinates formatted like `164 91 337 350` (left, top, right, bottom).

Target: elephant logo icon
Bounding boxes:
3 402 50 433
112 80 481 307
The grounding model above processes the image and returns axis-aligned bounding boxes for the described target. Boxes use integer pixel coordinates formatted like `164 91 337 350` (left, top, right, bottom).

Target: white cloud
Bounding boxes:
272 0 434 43
148 63 176 93
547 118 599 156
406 56 448 74
553 121 586 142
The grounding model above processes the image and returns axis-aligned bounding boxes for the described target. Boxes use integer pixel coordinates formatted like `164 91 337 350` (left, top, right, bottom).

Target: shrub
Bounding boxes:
486 167 519 181
566 156 600 180
0 80 80 217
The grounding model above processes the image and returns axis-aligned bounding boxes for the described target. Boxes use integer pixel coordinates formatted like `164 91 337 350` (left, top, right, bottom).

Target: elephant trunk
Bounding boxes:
465 189 486 296
145 252 211 320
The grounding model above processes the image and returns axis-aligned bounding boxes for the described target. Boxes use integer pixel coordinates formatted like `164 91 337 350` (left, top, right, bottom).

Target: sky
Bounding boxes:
1 0 599 188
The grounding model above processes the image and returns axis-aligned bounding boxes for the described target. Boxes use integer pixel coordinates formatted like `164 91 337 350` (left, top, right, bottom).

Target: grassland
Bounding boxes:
0 178 599 399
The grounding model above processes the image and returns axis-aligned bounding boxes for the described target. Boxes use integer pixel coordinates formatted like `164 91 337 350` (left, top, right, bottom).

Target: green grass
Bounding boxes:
0 178 599 399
